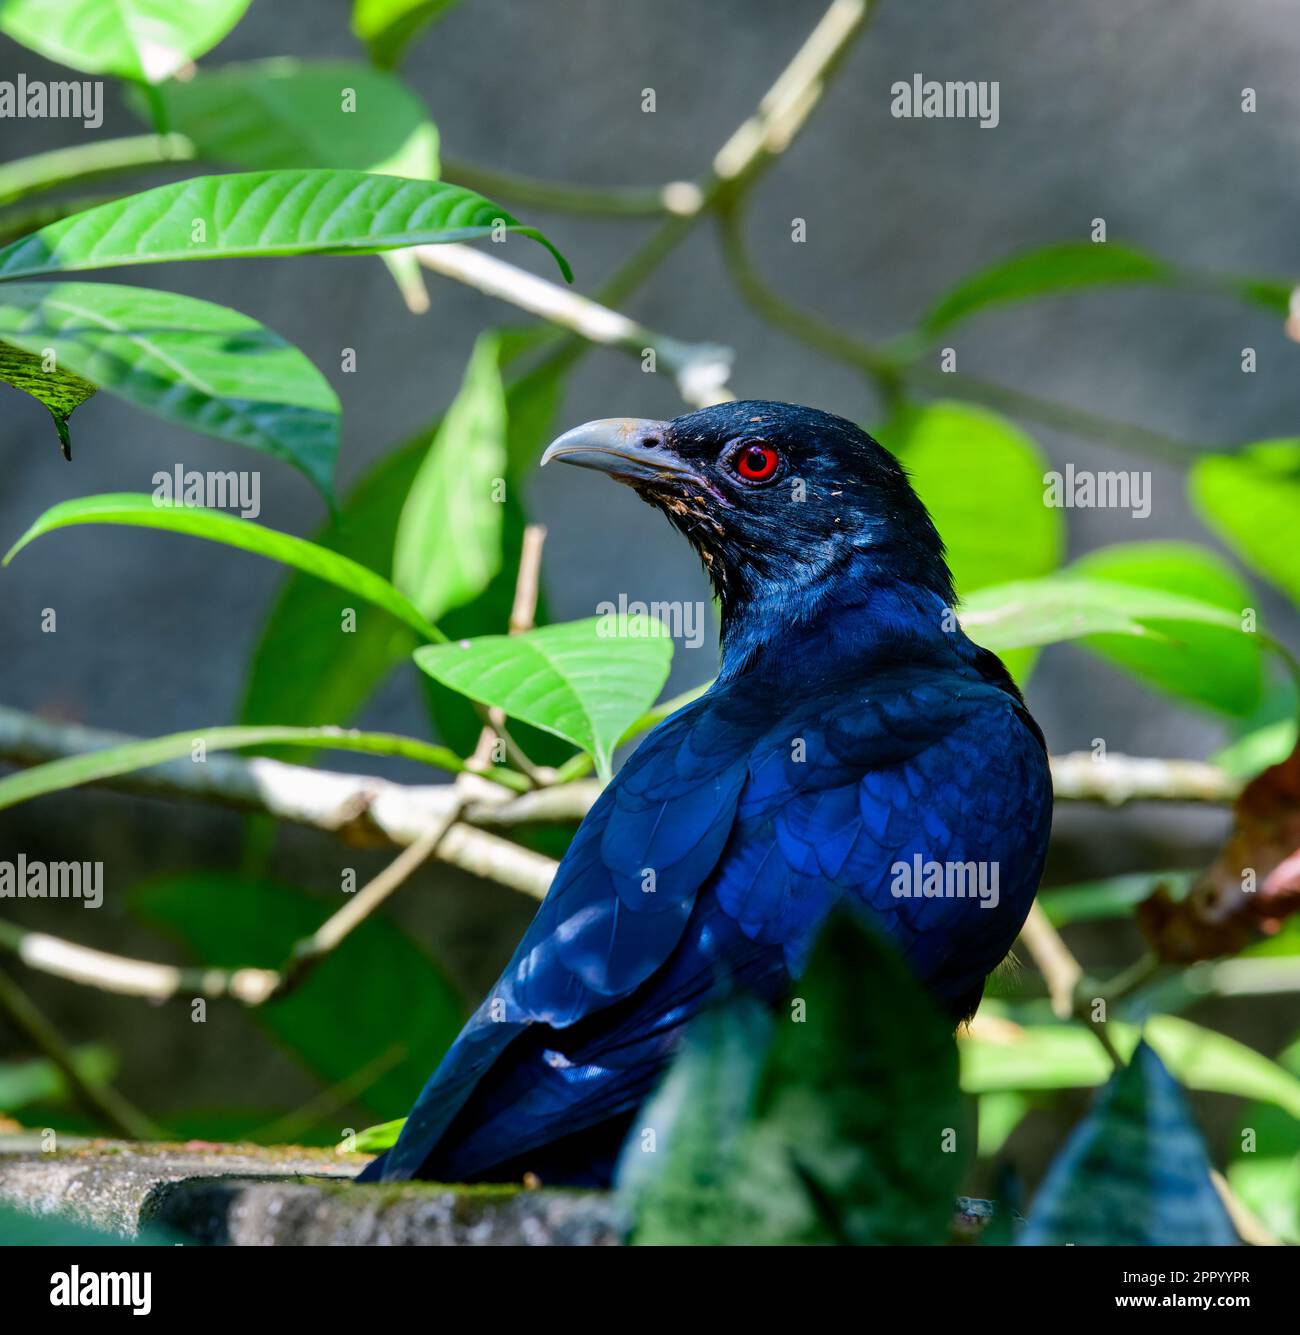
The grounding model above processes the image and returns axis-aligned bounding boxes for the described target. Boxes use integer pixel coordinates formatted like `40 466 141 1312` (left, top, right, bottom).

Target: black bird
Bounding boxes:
359 401 1052 1185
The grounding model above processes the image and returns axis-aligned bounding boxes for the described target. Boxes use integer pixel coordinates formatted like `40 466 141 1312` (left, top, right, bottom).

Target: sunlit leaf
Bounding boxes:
0 170 571 283
4 494 438 639
414 616 673 780
352 0 460 68
393 332 507 621
0 723 480 814
0 337 96 458
1068 542 1261 715
0 283 340 495
0 0 251 83
1191 441 1300 606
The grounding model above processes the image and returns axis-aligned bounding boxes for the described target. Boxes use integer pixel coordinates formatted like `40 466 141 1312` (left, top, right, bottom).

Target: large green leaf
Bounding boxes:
0 337 96 457
0 170 571 283
1228 1036 1300 1244
393 332 507 621
619 995 775 1245
4 494 439 640
621 915 964 1245
0 0 251 82
918 242 1175 338
0 723 485 815
238 353 565 746
352 0 460 68
1019 1042 1237 1245
0 283 340 496
881 401 1063 593
129 59 438 180
1068 542 1262 715
414 616 673 781
961 1015 1300 1120
130 873 465 1119
960 573 1248 651
1191 441 1300 606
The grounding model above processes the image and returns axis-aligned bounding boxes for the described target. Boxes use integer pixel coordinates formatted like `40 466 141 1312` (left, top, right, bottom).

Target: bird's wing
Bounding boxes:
366 697 752 1181
716 666 1051 1003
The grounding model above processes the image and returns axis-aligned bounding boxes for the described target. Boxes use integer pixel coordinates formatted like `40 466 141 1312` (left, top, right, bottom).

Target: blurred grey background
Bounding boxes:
0 0 1296 1146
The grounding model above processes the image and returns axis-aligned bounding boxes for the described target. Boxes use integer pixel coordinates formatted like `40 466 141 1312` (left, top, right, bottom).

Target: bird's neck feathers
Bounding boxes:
715 544 960 682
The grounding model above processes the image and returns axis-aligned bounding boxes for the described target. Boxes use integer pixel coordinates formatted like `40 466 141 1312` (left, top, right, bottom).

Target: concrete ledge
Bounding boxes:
0 1137 626 1246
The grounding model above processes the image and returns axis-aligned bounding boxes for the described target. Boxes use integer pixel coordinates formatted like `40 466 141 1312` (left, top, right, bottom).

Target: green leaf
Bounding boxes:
0 722 487 815
962 1015 1300 1121
918 242 1175 339
352 0 460 68
0 336 96 457
881 401 1063 593
620 995 775 1245
0 1047 114 1110
0 283 340 496
414 616 674 781
0 134 196 210
0 0 251 82
1039 871 1192 927
1191 441 1300 606
756 915 965 1244
960 573 1249 651
1020 1042 1236 1245
4 494 438 640
238 353 565 748
128 59 438 181
349 1118 406 1154
1228 1036 1300 1244
621 914 964 1245
1214 717 1297 778
0 170 572 283
394 332 507 621
1068 542 1261 715
130 873 464 1118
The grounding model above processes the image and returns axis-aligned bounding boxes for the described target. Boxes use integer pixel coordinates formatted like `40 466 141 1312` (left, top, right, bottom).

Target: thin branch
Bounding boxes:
718 201 1208 464
0 965 160 1139
1050 751 1241 804
269 794 469 1000
413 242 734 407
1018 902 1084 1021
441 156 700 218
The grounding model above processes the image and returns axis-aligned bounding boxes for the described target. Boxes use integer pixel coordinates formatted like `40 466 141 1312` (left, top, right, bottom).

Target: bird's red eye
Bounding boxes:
734 442 780 481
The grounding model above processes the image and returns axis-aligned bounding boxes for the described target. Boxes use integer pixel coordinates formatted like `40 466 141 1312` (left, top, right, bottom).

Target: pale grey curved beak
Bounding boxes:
540 417 689 483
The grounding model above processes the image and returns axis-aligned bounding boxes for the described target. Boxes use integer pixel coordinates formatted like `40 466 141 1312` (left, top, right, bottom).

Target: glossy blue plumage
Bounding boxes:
360 402 1053 1185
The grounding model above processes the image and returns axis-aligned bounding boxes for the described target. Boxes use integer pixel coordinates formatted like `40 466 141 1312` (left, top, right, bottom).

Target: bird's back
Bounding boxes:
360 634 1050 1185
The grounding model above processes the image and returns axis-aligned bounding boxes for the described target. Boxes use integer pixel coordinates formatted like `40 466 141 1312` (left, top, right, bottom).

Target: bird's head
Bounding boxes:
541 401 954 631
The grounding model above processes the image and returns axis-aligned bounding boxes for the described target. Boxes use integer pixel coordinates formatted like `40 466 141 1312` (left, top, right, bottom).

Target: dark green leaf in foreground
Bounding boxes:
0 283 340 495
621 914 965 1245
0 170 571 283
0 337 96 458
414 615 673 781
1019 1041 1238 1245
353 0 461 68
0 0 251 83
130 873 465 1119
